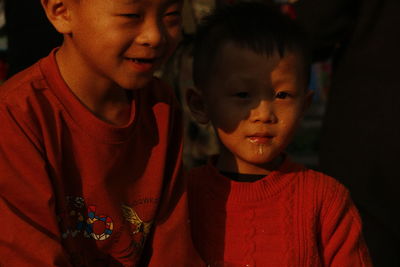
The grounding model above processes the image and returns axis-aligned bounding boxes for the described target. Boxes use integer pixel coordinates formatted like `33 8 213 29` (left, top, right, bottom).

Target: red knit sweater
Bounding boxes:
0 50 202 266
188 157 372 266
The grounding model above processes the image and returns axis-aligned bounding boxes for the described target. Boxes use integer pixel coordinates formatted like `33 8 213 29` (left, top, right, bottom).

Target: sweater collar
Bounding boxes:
204 155 305 202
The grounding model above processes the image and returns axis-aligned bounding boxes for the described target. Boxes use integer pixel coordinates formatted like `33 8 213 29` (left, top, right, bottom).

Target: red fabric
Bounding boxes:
188 157 372 266
0 50 203 266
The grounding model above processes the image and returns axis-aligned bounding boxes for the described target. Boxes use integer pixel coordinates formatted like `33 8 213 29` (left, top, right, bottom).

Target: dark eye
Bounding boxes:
122 13 141 19
235 92 250 99
165 11 181 17
164 10 182 25
275 91 290 99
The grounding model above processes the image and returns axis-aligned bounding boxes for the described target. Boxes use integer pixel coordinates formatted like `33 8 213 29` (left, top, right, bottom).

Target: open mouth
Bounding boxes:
126 57 158 72
128 58 155 63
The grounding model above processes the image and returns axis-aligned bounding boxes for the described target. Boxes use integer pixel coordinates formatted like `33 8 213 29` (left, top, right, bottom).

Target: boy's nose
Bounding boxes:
136 20 165 48
250 100 277 124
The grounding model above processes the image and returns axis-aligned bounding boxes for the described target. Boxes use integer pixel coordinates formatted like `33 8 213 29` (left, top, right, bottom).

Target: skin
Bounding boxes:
41 0 183 125
188 42 313 175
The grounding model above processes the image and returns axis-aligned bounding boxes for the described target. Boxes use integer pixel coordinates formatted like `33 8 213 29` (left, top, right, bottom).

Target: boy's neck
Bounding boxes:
56 45 133 126
219 171 266 182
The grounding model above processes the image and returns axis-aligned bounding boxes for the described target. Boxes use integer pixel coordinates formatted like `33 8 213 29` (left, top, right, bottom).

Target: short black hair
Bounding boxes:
192 1 311 88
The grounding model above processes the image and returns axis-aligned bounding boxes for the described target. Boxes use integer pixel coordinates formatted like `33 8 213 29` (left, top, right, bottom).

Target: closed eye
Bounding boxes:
121 13 141 19
165 11 181 17
275 91 290 99
164 10 182 25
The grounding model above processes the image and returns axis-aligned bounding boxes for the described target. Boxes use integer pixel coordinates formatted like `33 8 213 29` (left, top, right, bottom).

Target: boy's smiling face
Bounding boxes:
62 0 183 90
200 42 312 174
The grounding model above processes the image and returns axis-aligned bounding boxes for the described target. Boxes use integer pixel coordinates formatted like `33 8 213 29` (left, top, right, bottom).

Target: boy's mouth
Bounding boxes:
248 134 274 145
128 58 155 63
126 57 158 72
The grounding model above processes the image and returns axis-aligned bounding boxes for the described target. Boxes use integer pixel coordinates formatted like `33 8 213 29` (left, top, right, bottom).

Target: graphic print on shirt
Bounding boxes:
58 196 153 249
121 204 153 249
58 196 114 241
85 205 114 240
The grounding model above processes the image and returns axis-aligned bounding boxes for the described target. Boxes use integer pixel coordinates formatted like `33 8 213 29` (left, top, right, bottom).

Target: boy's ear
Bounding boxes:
41 0 73 34
186 88 209 124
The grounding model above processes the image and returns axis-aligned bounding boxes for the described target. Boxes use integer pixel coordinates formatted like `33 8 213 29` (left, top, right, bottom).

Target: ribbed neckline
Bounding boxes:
205 155 305 202
39 48 143 144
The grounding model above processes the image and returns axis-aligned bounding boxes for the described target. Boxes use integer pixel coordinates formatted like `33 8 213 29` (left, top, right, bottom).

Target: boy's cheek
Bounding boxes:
171 29 183 46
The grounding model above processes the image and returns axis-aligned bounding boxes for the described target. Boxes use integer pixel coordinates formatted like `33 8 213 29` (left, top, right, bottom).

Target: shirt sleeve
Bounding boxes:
320 182 372 267
0 105 71 266
139 88 205 266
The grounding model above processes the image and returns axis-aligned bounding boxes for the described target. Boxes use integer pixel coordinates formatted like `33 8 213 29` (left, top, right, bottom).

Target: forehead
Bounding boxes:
213 42 304 84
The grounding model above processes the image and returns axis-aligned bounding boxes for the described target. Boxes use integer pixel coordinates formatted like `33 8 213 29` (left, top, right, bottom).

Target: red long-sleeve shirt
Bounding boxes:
0 50 203 266
188 157 372 266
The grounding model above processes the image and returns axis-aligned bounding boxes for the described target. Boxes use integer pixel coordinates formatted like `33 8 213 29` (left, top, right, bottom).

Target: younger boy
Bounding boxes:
0 0 202 266
186 2 372 266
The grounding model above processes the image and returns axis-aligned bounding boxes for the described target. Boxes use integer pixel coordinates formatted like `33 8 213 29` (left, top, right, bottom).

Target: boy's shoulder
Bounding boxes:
300 166 348 193
0 58 48 108
295 164 353 216
290 160 349 200
0 52 62 141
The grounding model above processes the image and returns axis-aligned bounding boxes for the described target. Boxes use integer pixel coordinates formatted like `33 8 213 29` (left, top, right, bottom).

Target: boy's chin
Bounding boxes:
247 152 284 169
119 76 155 91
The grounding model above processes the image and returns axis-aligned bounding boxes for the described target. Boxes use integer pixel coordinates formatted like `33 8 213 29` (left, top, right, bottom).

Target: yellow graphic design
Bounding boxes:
121 204 153 247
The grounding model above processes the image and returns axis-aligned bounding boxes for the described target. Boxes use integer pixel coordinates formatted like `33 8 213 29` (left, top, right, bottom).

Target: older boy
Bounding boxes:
0 0 202 266
186 2 372 266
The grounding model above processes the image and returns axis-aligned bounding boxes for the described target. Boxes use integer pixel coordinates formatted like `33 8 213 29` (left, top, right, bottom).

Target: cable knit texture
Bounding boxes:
187 157 372 267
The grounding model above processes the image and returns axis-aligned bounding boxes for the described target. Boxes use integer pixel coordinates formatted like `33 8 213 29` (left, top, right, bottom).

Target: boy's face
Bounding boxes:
201 42 312 174
65 0 183 90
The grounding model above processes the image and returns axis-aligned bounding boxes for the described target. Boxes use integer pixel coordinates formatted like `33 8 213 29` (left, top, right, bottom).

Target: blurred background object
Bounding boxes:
4 0 62 77
0 0 7 82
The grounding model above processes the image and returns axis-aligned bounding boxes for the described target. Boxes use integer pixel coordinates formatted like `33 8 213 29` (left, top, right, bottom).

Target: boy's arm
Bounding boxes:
141 93 204 266
0 106 71 266
145 170 204 266
320 182 372 267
